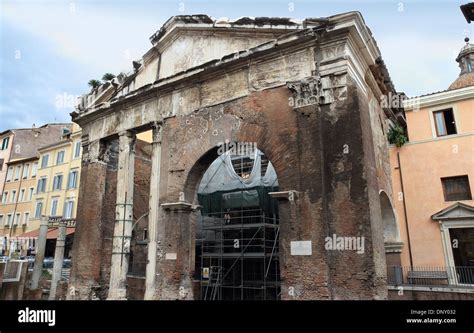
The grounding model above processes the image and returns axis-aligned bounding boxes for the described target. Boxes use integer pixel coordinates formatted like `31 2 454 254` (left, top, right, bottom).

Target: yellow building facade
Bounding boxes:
31 124 82 229
0 156 39 254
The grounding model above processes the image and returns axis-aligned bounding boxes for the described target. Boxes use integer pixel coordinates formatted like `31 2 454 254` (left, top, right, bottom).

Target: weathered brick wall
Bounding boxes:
153 79 388 300
71 79 392 300
354 83 388 298
69 139 151 300
96 168 116 299
126 276 145 300
68 161 108 299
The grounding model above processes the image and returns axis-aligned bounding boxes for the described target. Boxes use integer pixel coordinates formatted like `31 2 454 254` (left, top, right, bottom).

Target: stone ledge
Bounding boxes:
269 190 298 201
388 285 474 294
384 241 404 253
161 202 202 211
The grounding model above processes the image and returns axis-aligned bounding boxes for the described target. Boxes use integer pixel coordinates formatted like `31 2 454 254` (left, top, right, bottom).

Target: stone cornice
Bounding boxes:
403 86 474 111
73 29 322 127
73 12 391 129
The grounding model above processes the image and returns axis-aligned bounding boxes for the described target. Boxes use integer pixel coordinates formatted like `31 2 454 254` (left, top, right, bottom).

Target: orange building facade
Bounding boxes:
389 42 474 286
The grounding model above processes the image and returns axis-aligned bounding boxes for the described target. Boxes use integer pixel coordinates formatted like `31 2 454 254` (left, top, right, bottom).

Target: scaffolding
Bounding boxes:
195 149 281 300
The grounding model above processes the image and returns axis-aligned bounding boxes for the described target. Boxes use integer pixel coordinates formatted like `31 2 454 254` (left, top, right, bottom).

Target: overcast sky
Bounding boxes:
0 0 471 131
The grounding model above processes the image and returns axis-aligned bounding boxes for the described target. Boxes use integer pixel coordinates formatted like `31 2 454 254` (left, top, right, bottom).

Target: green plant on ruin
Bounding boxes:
388 124 408 147
88 79 102 89
102 73 116 81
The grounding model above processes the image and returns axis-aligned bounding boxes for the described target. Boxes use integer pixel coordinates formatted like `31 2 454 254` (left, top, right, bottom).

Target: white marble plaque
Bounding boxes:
290 241 312 255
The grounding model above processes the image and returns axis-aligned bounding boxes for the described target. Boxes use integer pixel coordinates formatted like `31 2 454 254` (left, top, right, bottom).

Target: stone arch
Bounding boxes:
178 138 285 299
379 190 403 266
187 145 282 300
379 190 400 243
183 142 282 204
159 102 293 300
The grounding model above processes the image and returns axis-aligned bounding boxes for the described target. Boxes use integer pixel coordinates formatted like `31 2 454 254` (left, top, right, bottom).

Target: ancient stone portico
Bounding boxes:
68 12 405 300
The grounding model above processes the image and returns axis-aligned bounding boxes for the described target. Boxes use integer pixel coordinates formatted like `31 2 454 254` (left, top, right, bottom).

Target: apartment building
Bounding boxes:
389 41 474 287
0 157 39 254
0 124 67 255
28 124 82 257
0 132 14 195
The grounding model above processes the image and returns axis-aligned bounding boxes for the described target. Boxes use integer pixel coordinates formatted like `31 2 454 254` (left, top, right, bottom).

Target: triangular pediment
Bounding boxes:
431 202 474 220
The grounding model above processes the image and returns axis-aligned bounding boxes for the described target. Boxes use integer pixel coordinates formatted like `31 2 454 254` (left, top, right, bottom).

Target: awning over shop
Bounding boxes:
15 229 40 238
12 227 75 239
46 227 75 239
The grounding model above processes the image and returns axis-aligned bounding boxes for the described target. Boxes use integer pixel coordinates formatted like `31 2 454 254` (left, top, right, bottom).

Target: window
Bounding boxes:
74 141 81 159
0 158 3 171
34 201 43 218
19 188 25 202
41 154 49 168
52 174 63 191
23 212 29 225
37 177 47 193
6 167 13 182
22 164 29 179
14 213 20 226
56 151 65 165
1 137 9 150
68 170 78 189
31 162 38 177
50 198 59 216
442 176 472 201
14 165 21 180
10 190 16 203
64 200 74 219
28 187 34 201
0 215 3 226
433 109 457 137
1 192 7 204
6 214 12 226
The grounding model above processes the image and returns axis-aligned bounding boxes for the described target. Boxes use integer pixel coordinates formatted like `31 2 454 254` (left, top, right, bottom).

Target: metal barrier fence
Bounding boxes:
387 266 474 287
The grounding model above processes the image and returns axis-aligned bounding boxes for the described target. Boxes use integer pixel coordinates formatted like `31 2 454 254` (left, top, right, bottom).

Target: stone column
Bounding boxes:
144 122 163 300
108 131 136 300
49 221 67 300
30 216 48 290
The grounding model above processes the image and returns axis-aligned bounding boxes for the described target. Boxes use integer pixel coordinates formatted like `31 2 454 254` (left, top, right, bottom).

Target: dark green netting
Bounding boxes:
198 186 279 215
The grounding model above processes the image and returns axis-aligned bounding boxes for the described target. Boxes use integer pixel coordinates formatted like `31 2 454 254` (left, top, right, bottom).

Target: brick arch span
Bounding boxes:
156 87 312 299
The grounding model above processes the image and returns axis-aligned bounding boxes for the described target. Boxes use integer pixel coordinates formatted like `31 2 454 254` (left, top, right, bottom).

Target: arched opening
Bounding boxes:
380 191 403 271
193 147 281 300
380 191 400 244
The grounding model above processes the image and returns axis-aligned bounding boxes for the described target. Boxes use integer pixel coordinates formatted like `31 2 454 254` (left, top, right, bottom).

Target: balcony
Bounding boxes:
387 266 474 288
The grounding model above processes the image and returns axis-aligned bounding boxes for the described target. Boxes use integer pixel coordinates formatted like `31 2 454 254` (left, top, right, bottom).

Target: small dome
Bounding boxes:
449 39 474 90
456 42 474 62
448 72 474 90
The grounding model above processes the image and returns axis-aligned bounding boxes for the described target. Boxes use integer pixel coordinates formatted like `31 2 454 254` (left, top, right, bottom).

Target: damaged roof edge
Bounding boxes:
148 12 363 45
76 11 397 123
